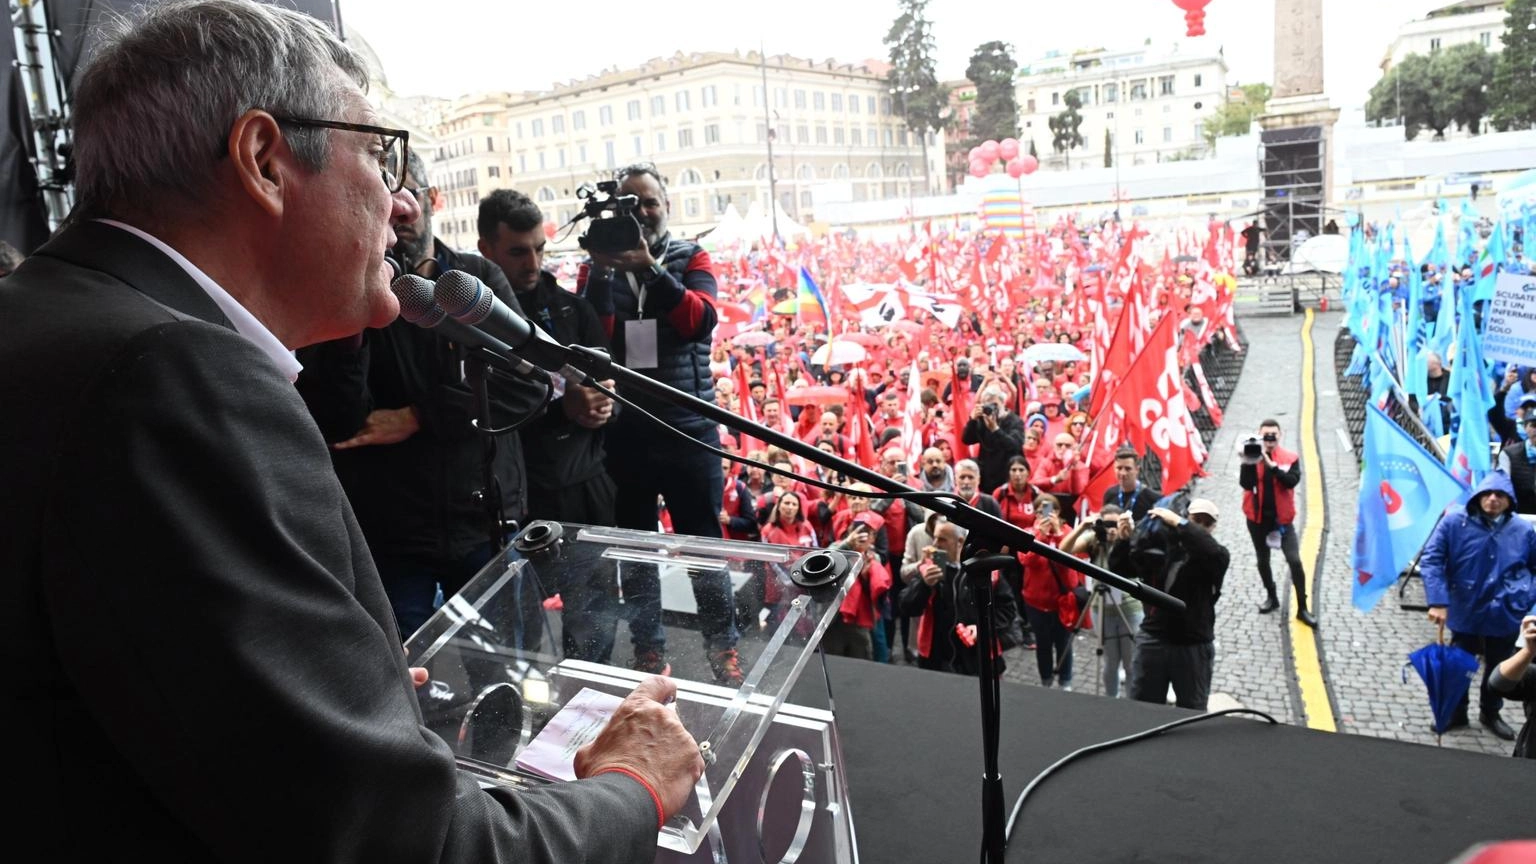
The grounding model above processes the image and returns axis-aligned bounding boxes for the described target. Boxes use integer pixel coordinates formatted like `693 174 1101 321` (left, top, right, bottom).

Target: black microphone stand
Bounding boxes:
544 343 1186 863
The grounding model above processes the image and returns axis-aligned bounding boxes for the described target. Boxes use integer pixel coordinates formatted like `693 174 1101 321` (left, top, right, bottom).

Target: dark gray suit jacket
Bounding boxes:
0 222 656 862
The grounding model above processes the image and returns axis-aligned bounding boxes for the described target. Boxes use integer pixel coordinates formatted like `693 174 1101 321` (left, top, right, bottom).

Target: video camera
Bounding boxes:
1242 437 1263 464
575 181 644 255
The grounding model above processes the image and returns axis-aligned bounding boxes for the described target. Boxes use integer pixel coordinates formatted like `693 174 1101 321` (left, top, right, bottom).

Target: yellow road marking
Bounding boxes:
1294 309 1336 731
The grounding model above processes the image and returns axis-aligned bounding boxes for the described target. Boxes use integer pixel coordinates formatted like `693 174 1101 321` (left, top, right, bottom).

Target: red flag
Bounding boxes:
733 359 762 452
846 379 877 468
1105 315 1207 492
949 359 975 460
1191 361 1225 427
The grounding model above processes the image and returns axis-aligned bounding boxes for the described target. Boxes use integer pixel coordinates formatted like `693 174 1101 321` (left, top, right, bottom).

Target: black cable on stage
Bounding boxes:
583 379 969 510
998 707 1279 854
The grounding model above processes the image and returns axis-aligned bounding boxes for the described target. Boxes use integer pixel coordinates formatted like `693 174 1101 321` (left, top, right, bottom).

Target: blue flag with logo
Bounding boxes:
1352 403 1469 612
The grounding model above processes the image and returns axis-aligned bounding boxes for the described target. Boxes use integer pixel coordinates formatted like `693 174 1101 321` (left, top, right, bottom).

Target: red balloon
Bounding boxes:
979 140 1000 162
1020 155 1039 175
1170 0 1209 11
967 146 982 162
1006 158 1026 179
998 138 1020 160
969 159 990 178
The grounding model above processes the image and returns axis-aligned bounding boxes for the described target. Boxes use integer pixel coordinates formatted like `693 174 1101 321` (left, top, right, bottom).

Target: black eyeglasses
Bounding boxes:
270 115 410 194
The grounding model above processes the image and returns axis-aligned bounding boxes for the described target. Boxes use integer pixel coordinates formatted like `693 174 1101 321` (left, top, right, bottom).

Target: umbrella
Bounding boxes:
1020 343 1086 365
811 341 867 366
731 330 775 348
784 385 849 407
1172 254 1199 264
1286 234 1349 275
1404 629 1480 740
838 332 885 348
882 320 925 335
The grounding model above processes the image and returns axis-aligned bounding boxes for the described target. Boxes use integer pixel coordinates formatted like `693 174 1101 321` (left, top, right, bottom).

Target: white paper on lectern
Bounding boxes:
515 687 623 782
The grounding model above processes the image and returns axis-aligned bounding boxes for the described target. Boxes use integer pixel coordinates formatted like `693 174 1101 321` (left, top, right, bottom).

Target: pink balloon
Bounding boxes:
979 140 1000 162
999 138 1020 160
969 160 990 178
1020 155 1040 175
967 146 982 162
1006 158 1026 179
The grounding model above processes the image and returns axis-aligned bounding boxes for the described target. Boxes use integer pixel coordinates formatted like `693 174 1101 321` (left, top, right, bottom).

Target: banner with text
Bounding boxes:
1483 272 1536 368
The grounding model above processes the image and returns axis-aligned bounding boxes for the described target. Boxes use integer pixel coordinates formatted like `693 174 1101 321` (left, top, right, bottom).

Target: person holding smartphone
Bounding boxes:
1490 614 1536 758
899 519 1022 676
1017 494 1078 689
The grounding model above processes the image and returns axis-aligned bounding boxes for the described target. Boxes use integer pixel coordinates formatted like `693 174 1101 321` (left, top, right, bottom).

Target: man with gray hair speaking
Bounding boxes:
0 2 700 861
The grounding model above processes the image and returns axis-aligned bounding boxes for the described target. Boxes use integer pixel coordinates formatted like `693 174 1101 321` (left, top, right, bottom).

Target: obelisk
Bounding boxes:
1257 0 1339 246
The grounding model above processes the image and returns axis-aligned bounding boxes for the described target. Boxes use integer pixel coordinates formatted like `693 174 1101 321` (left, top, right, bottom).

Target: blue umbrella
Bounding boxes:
1019 343 1086 365
1404 633 1480 741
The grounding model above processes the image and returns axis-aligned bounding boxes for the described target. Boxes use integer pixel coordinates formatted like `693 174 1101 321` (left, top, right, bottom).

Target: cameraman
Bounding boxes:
577 162 740 684
1239 419 1315 626
1120 500 1230 710
1063 505 1141 698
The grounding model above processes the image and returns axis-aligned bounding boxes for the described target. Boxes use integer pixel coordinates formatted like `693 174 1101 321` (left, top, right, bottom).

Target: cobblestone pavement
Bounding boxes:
1000 310 1513 758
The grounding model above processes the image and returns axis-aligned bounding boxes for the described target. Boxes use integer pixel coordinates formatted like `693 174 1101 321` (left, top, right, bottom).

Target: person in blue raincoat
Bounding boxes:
1420 471 1536 742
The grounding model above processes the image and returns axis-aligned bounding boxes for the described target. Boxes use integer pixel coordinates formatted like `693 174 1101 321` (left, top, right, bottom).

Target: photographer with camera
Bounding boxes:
963 387 1027 494
1239 419 1315 626
1062 505 1142 698
577 162 741 684
900 519 1024 676
822 516 893 661
1119 500 1230 710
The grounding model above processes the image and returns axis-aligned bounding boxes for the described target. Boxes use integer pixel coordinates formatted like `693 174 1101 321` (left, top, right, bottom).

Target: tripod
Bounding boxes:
1055 580 1138 697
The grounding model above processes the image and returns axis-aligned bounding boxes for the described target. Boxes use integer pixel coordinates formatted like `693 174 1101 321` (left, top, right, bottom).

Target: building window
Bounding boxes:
604 140 616 168
898 128 909 146
794 89 807 109
1158 75 1175 96
869 126 878 145
850 95 860 114
536 186 556 202
633 135 643 156
627 100 642 121
573 110 586 131
552 115 565 134
831 93 843 111
1430 37 1442 52
1052 92 1060 106
753 85 762 108
655 131 665 152
558 148 566 167
881 96 893 115
801 190 812 207
519 154 527 172
1193 73 1203 88
515 121 523 139
851 127 862 146
884 127 894 146
704 124 720 144
531 118 543 137
702 85 717 107
599 105 613 126
778 123 791 142
816 126 828 144
537 151 546 170
488 165 500 178
867 95 877 114
1104 83 1118 103
651 95 666 116
578 143 587 163
776 88 788 108
757 123 768 143
814 91 825 110
678 128 694 148
685 197 700 218
1480 31 1491 48
487 136 494 151
834 126 845 145
1134 129 1144 145
1193 122 1204 141
797 125 809 144
1163 126 1173 143
676 90 690 112
1130 82 1147 101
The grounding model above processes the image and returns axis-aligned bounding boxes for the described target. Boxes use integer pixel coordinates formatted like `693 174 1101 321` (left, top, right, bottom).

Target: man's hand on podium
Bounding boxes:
573 676 706 822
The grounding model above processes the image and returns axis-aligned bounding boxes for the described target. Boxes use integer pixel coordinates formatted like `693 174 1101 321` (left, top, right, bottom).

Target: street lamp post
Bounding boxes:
759 46 782 246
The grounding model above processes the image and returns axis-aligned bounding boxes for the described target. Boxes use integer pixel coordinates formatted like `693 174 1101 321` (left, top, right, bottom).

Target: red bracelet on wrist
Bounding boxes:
596 766 665 830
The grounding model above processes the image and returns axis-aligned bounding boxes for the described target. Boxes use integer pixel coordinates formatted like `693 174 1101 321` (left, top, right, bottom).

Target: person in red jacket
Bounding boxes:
1018 495 1079 689
1032 432 1089 520
994 456 1037 533
1238 419 1314 626
821 516 892 661
760 490 818 548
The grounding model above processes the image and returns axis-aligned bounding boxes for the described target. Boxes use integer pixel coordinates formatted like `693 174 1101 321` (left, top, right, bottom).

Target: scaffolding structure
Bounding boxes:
1254 125 1327 312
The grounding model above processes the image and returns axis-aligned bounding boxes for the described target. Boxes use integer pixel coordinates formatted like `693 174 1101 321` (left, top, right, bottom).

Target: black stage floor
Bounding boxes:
790 656 1535 864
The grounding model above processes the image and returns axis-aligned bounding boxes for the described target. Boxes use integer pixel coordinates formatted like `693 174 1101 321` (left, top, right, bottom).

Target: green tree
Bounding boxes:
963 40 1019 145
1048 90 1085 167
1201 82 1272 148
1367 45 1494 139
1103 127 1113 168
1490 0 1536 131
885 0 947 191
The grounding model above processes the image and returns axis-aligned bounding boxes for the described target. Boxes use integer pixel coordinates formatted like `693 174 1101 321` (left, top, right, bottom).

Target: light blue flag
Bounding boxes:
1404 237 1429 401
1352 403 1469 612
1428 277 1457 361
1474 220 1506 303
1447 284 1493 486
1459 200 1480 265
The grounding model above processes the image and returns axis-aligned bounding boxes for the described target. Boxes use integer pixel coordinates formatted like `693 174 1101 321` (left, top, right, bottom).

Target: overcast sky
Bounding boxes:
343 0 1448 110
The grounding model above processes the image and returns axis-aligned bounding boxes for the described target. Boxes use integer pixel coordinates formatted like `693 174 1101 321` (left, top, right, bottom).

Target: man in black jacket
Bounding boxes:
298 151 547 640
1101 447 1161 521
1122 498 1230 710
963 386 1027 494
578 162 740 684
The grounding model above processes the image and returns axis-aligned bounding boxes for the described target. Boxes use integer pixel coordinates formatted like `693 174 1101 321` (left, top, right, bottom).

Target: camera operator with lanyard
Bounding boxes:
578 162 743 685
1239 419 1315 627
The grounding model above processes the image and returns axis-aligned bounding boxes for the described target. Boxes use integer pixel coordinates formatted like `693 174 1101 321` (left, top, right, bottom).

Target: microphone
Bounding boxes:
390 273 541 378
433 270 579 376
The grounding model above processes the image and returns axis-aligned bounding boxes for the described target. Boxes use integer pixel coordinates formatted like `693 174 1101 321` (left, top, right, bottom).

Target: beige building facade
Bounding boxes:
413 51 943 251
